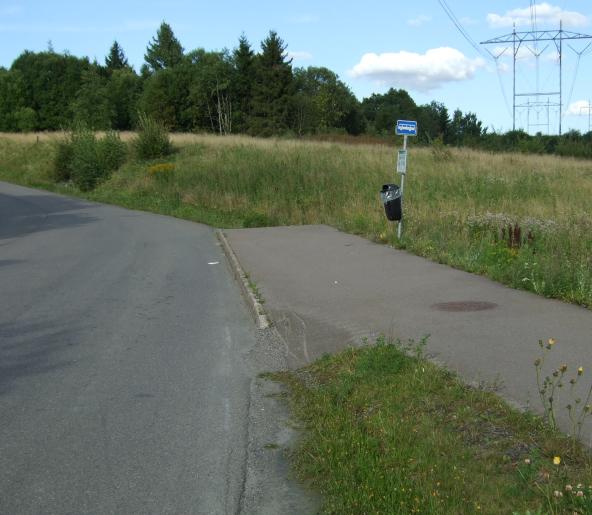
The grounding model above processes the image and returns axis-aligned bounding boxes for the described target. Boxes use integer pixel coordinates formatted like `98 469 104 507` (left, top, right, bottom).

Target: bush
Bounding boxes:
97 131 127 171
70 127 105 191
133 113 172 159
51 128 126 189
52 136 74 182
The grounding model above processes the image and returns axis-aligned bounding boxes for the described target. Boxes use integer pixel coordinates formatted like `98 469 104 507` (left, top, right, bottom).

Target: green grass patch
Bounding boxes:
272 338 592 514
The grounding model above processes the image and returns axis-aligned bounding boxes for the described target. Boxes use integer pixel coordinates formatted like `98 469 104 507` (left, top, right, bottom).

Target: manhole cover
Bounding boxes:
432 301 498 312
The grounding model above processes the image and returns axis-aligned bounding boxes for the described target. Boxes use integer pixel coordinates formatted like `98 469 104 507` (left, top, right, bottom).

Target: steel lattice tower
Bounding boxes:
481 22 592 135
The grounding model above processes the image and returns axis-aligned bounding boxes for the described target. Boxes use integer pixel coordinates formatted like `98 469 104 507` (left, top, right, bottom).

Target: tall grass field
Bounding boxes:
1 132 592 307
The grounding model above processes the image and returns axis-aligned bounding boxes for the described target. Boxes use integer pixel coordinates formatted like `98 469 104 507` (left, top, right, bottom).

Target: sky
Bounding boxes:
1 0 592 134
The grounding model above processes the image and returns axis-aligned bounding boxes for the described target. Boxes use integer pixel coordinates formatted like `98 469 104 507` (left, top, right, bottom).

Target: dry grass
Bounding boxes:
2 132 592 306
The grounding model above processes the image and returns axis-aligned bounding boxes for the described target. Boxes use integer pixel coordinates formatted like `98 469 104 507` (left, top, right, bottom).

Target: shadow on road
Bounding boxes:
0 319 78 396
0 193 97 241
0 259 25 267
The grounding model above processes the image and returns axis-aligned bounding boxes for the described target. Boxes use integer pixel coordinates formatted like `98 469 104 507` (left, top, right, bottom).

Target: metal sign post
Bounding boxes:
397 135 408 239
395 120 417 240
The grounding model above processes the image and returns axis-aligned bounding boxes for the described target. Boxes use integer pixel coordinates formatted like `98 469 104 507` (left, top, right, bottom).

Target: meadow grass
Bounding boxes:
273 338 592 514
1 133 592 306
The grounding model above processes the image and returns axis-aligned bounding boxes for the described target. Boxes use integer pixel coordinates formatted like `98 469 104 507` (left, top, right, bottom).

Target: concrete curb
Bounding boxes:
217 230 270 330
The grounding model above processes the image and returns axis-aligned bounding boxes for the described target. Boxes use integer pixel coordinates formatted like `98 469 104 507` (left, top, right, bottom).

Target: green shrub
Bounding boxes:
69 127 106 191
51 128 125 190
52 136 74 182
97 131 127 171
133 113 172 159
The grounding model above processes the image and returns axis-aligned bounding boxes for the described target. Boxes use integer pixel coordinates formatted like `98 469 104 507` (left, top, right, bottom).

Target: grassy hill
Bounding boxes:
2 132 592 307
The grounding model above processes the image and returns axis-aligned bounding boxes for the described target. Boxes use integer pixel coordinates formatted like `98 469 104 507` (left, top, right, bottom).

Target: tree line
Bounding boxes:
0 22 484 141
1 21 591 158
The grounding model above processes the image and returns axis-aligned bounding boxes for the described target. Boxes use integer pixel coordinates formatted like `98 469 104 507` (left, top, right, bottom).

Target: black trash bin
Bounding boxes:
380 184 402 221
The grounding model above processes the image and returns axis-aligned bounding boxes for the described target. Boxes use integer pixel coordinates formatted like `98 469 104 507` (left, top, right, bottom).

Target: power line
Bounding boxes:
437 0 512 117
494 59 513 116
437 0 487 58
563 42 592 116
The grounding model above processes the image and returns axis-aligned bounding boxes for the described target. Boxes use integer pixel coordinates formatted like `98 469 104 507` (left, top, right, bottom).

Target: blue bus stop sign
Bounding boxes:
396 120 418 136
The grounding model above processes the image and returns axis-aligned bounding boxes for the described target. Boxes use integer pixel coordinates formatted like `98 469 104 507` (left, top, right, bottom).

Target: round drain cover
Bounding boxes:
432 301 498 312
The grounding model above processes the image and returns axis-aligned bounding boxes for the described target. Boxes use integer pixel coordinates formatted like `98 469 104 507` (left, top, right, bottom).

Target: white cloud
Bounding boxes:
487 3 588 28
350 47 485 92
407 15 431 27
567 100 592 115
287 51 313 61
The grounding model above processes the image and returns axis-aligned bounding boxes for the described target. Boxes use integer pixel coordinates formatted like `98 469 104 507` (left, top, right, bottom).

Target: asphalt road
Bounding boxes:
0 182 259 514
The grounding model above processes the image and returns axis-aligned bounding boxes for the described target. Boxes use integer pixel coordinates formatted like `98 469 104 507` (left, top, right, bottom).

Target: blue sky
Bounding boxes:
1 1 592 133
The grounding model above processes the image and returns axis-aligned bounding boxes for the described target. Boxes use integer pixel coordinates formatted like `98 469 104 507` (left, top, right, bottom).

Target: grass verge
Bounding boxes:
271 338 592 514
2 133 592 308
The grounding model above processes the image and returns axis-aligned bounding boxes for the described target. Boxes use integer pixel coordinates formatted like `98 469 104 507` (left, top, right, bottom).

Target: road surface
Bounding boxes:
0 181 262 514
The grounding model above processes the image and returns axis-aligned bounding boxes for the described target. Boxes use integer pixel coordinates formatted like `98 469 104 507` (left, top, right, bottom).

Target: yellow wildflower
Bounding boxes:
553 456 561 465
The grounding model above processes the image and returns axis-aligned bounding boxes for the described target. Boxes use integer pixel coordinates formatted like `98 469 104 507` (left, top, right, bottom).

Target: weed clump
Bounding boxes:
242 211 278 228
147 163 175 182
430 136 452 161
274 337 592 514
133 113 173 160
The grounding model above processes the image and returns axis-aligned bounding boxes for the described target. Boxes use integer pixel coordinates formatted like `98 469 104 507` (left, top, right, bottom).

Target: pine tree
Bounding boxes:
249 30 293 136
144 22 184 72
231 34 255 132
105 41 129 71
